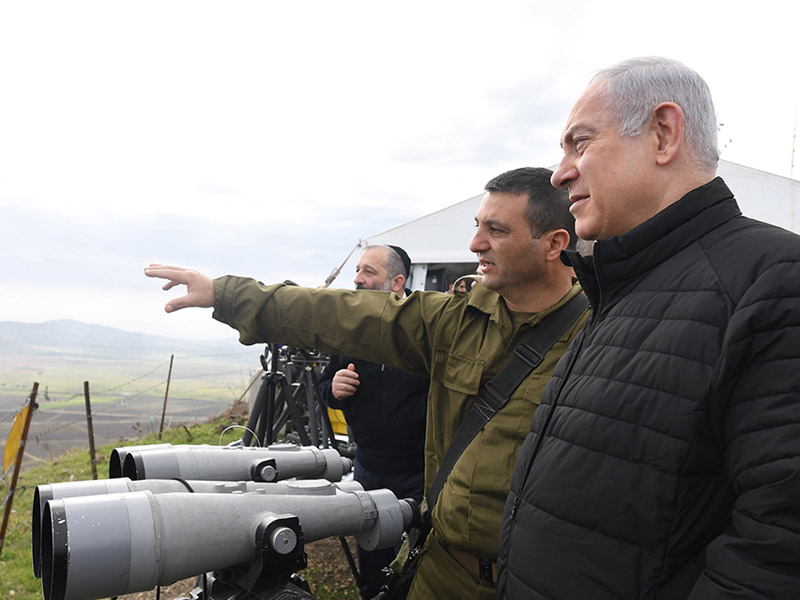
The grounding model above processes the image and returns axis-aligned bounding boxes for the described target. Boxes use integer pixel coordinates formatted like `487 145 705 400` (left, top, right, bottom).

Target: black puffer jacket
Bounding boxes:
497 178 800 599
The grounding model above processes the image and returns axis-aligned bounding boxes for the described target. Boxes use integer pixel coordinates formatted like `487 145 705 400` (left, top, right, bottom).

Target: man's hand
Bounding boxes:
144 264 215 313
331 363 360 400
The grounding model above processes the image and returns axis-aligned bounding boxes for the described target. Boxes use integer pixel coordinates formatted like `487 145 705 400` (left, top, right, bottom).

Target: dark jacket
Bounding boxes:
498 178 800 599
319 354 428 475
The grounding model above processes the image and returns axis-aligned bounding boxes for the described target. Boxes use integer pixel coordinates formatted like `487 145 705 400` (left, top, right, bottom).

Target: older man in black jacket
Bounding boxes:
318 244 428 598
498 57 800 599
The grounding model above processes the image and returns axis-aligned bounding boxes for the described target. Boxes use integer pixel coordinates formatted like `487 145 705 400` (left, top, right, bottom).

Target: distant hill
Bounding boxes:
0 319 253 361
0 320 264 404
0 320 269 472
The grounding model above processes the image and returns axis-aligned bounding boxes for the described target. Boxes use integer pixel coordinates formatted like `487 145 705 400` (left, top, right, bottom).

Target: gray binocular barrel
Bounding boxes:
121 443 352 482
40 486 415 600
32 478 363 578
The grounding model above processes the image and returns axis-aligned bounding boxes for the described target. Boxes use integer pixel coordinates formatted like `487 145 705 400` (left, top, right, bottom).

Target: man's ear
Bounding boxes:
651 102 685 166
391 274 406 294
543 229 571 260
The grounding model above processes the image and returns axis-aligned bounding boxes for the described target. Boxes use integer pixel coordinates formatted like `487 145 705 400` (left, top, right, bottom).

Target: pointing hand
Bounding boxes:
144 264 215 313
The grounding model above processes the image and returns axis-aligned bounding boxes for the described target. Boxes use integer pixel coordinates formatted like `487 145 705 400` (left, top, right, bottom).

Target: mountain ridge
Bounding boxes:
0 319 254 361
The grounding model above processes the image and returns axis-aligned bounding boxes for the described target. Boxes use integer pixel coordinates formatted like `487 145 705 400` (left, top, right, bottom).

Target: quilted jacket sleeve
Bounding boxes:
690 259 800 598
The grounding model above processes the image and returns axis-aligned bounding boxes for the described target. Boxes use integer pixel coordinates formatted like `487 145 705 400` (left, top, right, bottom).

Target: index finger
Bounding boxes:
144 264 189 280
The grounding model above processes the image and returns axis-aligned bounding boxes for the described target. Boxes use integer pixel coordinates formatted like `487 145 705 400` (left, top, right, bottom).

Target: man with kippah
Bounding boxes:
318 244 428 597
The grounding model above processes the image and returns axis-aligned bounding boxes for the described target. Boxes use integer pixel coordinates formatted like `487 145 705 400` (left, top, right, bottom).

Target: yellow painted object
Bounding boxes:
3 405 30 472
327 407 348 436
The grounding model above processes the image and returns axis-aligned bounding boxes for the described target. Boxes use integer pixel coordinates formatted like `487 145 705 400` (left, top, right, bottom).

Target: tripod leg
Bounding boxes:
243 373 269 447
338 536 369 600
278 383 311 446
262 345 284 445
303 369 320 447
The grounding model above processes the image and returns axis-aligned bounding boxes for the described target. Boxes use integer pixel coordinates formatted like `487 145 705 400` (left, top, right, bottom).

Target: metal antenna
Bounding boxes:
322 243 361 288
791 105 797 180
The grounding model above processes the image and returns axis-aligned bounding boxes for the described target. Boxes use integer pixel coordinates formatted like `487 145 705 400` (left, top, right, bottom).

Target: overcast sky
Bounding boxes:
2 1 798 340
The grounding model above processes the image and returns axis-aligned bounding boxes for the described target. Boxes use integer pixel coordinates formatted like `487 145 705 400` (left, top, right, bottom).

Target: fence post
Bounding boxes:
159 354 174 438
0 382 38 559
84 381 98 480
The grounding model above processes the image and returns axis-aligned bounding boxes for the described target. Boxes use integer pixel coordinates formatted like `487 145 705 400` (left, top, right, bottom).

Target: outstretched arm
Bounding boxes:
144 264 215 312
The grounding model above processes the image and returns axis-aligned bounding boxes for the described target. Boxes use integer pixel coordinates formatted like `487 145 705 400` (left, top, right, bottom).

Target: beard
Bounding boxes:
356 279 393 292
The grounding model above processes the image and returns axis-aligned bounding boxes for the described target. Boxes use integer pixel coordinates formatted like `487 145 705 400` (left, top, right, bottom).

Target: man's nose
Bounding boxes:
551 155 577 189
469 229 488 253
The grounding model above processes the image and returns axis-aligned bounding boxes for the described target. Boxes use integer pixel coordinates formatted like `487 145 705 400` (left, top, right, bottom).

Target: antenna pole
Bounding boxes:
791 105 797 179
322 242 361 288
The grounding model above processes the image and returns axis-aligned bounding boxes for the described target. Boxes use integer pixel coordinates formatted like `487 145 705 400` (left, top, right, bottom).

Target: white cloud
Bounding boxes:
2 0 799 339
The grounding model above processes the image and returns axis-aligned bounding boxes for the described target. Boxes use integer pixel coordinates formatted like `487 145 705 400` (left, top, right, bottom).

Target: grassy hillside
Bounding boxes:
1 415 360 600
0 320 266 469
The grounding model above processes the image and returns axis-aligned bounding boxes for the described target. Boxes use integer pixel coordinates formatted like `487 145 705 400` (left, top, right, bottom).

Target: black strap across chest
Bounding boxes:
426 292 588 508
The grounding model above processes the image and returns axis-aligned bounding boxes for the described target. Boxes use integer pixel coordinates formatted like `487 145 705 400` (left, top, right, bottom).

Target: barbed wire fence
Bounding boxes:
0 349 273 560
0 348 263 482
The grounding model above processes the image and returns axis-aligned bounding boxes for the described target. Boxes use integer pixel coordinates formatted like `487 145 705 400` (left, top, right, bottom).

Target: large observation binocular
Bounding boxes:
108 442 352 482
33 442 419 600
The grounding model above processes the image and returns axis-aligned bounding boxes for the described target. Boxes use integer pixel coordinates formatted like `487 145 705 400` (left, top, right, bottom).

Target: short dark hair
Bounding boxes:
484 167 576 250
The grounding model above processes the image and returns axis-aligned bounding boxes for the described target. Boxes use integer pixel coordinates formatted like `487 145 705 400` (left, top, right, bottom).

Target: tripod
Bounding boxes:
239 344 368 599
242 344 341 450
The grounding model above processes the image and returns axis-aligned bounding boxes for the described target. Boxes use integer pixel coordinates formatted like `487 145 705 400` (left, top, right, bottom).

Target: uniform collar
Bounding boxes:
467 280 584 327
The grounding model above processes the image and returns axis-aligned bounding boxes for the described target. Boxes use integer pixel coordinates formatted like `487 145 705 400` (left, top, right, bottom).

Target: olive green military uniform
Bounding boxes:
213 276 588 599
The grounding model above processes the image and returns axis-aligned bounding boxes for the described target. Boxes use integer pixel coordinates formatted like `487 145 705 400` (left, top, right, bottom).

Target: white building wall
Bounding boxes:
362 160 800 290
718 161 800 233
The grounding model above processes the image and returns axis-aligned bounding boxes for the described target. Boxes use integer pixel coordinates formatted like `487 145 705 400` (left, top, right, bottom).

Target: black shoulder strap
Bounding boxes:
426 292 588 508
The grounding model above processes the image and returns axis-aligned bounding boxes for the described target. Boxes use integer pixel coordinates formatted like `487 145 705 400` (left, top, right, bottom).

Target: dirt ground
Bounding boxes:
118 535 360 600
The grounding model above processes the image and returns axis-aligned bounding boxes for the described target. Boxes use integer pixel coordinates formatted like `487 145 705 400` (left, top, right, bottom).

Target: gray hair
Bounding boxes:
591 57 719 170
383 246 406 280
364 245 406 279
